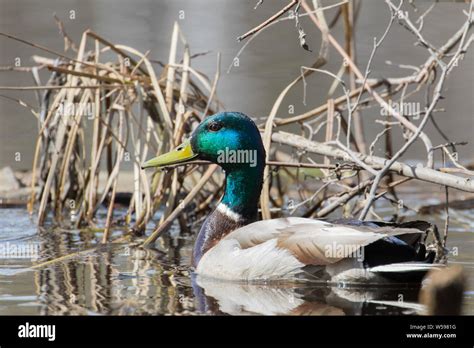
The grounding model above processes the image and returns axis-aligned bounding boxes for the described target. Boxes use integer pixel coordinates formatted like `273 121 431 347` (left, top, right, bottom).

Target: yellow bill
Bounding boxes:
141 139 197 169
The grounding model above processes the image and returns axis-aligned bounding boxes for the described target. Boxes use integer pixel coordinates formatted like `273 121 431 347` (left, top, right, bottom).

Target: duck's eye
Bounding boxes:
208 121 223 132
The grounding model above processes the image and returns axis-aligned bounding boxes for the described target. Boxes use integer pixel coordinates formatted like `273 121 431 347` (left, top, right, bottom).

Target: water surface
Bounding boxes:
0 186 472 315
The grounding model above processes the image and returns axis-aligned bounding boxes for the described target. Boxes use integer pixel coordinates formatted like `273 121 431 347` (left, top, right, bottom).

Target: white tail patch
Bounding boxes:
369 263 445 273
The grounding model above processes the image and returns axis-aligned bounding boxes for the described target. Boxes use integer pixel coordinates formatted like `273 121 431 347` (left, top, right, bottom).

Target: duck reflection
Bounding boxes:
193 274 423 315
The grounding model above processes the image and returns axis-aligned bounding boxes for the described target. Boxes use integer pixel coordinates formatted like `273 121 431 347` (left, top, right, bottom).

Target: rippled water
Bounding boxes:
0 187 472 315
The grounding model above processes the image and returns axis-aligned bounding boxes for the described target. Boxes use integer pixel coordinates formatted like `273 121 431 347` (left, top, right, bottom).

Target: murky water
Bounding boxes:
0 184 473 315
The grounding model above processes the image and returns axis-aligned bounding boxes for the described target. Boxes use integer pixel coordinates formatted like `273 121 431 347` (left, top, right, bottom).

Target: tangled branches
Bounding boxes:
238 0 473 234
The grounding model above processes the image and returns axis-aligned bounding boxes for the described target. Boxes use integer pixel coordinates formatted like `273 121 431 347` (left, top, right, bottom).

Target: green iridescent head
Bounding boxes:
142 112 266 218
191 112 265 170
142 112 266 172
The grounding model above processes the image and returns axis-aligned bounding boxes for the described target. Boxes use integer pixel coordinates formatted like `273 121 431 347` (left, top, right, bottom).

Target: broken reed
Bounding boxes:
24 23 221 237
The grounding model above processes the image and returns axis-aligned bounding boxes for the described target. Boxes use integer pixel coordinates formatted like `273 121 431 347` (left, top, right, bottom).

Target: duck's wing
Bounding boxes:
224 217 425 266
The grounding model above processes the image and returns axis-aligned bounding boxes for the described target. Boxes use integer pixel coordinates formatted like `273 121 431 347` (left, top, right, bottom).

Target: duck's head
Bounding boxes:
143 112 266 266
142 112 266 172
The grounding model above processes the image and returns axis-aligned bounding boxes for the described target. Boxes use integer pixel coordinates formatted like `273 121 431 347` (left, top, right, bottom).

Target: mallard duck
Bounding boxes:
142 112 442 284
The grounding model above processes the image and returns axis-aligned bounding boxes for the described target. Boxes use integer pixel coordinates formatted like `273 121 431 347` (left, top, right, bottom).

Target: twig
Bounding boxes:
142 165 218 247
237 0 298 42
227 0 347 74
358 0 473 219
272 131 474 193
203 52 221 116
300 0 436 167
316 179 373 217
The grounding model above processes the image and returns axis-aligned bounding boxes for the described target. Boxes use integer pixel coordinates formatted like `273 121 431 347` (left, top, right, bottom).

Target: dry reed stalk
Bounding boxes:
142 164 218 247
2 20 221 239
